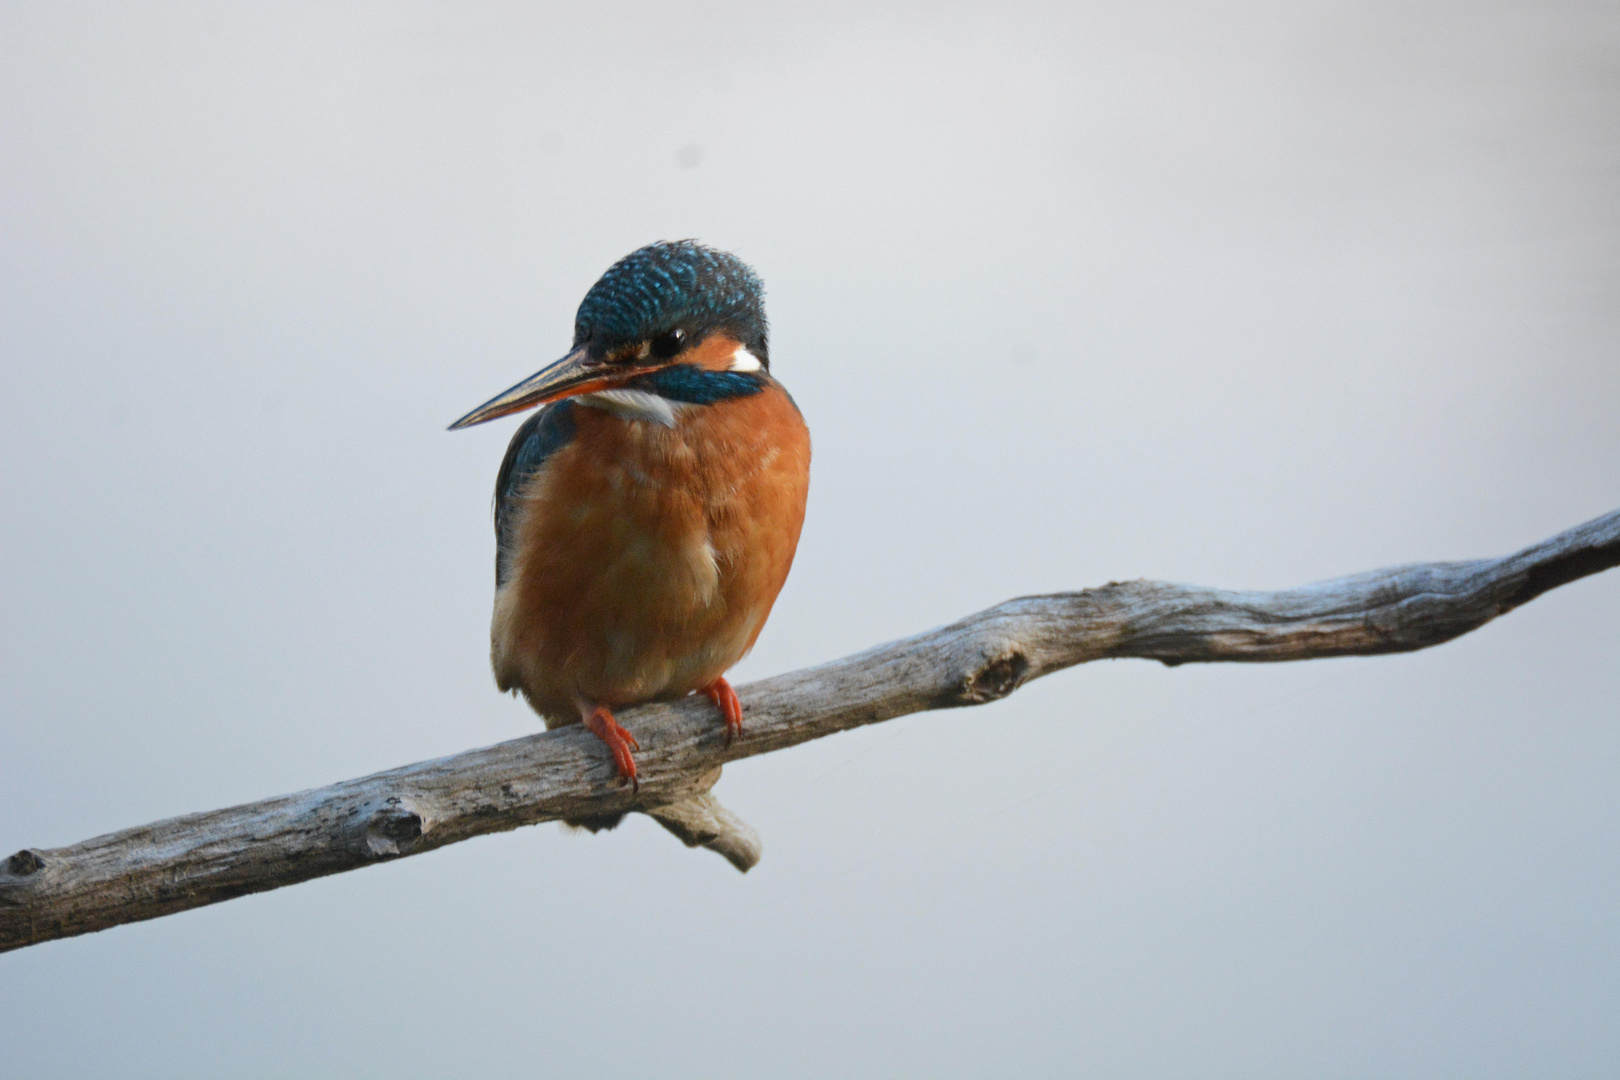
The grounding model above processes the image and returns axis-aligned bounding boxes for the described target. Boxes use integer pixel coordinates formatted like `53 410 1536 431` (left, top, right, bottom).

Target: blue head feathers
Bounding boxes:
574 241 768 367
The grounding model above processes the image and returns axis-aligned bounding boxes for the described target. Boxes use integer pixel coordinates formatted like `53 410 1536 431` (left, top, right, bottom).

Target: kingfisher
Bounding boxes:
449 241 811 793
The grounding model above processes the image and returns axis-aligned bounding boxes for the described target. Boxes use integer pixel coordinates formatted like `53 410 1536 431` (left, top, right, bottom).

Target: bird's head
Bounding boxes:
449 240 769 430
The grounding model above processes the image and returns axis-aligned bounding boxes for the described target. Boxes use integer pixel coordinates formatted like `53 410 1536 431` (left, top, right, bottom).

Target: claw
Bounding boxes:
583 704 639 790
700 676 744 746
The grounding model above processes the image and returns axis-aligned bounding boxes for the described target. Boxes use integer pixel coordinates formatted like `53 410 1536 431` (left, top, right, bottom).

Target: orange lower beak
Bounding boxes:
449 346 654 430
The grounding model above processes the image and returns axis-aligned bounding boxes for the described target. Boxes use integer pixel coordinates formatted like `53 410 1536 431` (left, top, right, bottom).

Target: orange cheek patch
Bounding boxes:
684 334 746 371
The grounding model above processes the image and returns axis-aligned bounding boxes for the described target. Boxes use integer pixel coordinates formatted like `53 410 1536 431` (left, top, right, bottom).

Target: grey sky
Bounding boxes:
2 3 1618 1076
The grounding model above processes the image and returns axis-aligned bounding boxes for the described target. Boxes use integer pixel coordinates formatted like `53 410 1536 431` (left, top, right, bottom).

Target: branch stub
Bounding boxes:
6 850 44 876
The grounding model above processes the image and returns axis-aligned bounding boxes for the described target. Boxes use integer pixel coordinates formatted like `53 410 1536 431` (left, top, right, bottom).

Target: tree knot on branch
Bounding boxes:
347 797 427 859
956 645 1031 705
0 850 48 907
6 850 45 877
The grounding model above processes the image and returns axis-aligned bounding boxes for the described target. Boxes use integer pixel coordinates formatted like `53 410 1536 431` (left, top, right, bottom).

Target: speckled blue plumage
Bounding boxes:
574 240 769 364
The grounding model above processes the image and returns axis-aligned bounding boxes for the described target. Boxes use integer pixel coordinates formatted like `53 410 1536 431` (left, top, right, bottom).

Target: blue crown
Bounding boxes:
573 241 768 364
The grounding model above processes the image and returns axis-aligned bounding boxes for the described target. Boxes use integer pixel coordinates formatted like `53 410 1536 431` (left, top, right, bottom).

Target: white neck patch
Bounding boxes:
577 347 760 425
577 388 680 427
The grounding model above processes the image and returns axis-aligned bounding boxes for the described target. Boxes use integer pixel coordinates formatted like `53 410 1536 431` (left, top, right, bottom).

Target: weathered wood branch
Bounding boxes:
3 508 1617 953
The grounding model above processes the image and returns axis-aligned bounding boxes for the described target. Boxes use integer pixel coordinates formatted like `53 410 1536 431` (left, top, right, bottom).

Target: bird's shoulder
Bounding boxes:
495 399 577 586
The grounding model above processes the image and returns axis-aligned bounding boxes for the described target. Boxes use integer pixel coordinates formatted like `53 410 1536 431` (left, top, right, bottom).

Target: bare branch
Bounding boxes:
3 507 1616 953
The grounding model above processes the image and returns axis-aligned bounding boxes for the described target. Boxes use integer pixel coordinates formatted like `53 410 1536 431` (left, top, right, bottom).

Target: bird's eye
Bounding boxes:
649 328 686 360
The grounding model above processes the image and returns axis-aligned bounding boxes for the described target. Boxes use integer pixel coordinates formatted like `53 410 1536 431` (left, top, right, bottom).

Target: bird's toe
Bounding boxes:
701 676 744 745
583 704 640 789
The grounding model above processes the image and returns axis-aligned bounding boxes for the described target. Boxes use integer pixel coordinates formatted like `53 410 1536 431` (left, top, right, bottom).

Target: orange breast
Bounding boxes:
491 381 810 726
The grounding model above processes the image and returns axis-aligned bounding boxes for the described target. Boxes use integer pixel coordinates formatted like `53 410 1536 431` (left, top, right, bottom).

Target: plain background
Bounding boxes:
2 3 1618 1077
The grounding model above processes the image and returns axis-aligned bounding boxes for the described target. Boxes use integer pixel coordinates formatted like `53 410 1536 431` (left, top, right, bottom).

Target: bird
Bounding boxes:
449 240 811 802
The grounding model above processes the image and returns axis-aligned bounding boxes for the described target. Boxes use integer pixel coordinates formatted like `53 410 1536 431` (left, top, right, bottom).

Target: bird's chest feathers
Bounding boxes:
533 399 779 590
496 385 809 706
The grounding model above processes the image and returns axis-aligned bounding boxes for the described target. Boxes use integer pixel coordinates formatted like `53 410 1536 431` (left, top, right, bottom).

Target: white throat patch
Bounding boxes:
578 388 680 427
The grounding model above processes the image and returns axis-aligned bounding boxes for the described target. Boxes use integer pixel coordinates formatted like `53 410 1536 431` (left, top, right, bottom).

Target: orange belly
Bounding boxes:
491 382 810 726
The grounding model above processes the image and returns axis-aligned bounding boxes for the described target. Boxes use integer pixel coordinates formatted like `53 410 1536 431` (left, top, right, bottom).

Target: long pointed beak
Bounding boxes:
448 346 619 430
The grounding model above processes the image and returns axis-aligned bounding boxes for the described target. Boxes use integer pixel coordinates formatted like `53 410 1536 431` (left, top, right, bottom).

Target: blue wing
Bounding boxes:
494 399 576 588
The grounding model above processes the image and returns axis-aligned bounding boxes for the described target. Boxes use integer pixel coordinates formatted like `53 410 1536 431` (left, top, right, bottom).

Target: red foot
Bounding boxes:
582 704 640 790
701 676 744 746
